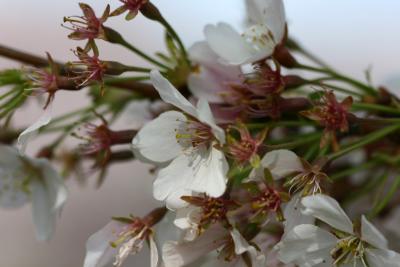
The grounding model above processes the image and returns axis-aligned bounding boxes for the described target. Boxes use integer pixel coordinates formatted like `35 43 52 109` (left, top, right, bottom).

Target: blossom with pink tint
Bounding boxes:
111 0 148 20
188 41 242 104
301 90 353 150
63 3 110 41
83 209 165 267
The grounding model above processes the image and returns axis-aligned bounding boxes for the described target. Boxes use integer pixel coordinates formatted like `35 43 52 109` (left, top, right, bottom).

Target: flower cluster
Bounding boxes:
1 0 400 267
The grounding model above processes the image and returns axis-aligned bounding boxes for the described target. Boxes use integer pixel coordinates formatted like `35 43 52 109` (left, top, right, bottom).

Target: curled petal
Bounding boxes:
150 70 197 118
17 103 53 153
301 194 353 234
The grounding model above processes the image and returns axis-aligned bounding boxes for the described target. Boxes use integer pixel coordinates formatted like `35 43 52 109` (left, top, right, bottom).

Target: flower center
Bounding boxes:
252 187 282 213
331 236 367 266
175 118 213 150
242 24 276 52
285 168 327 196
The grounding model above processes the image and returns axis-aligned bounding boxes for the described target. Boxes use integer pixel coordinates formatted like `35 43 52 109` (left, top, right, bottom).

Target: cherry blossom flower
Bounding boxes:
111 0 148 20
204 0 286 65
163 226 265 267
0 145 67 241
276 194 400 267
132 70 228 209
187 41 242 104
83 212 162 267
63 3 110 41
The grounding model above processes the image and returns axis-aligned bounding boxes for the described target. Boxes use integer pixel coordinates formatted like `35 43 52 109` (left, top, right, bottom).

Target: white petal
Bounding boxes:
115 99 153 130
241 24 276 62
188 41 242 104
196 99 225 144
230 229 266 267
188 147 228 198
189 41 242 80
162 225 228 267
150 70 198 118
294 248 333 267
361 215 388 249
30 179 55 241
17 103 52 153
0 145 22 169
38 159 68 211
132 111 186 163
29 158 67 241
188 71 226 103
276 224 336 264
283 194 315 236
365 248 400 267
0 170 29 208
153 153 196 209
255 149 304 180
204 23 255 65
174 206 201 230
154 148 228 209
83 221 125 267
301 194 354 234
149 236 159 267
245 0 286 42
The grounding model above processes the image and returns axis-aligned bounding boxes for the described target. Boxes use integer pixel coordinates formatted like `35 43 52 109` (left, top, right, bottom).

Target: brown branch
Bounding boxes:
0 44 63 68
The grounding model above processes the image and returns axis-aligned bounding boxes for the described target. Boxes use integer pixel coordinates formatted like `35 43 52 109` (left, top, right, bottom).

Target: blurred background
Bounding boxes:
0 0 399 266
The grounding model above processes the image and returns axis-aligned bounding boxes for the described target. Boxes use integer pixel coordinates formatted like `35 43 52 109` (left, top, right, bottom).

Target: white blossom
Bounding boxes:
276 194 400 267
204 0 286 65
0 145 67 241
83 219 158 267
132 70 228 209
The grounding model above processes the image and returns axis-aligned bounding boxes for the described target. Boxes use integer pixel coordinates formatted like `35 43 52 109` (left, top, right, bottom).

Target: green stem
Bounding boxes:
140 2 189 65
296 64 377 96
369 174 400 218
246 120 314 129
266 132 321 150
352 103 400 116
104 27 169 69
119 40 169 69
331 160 378 181
104 76 149 84
328 124 400 161
307 79 364 98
